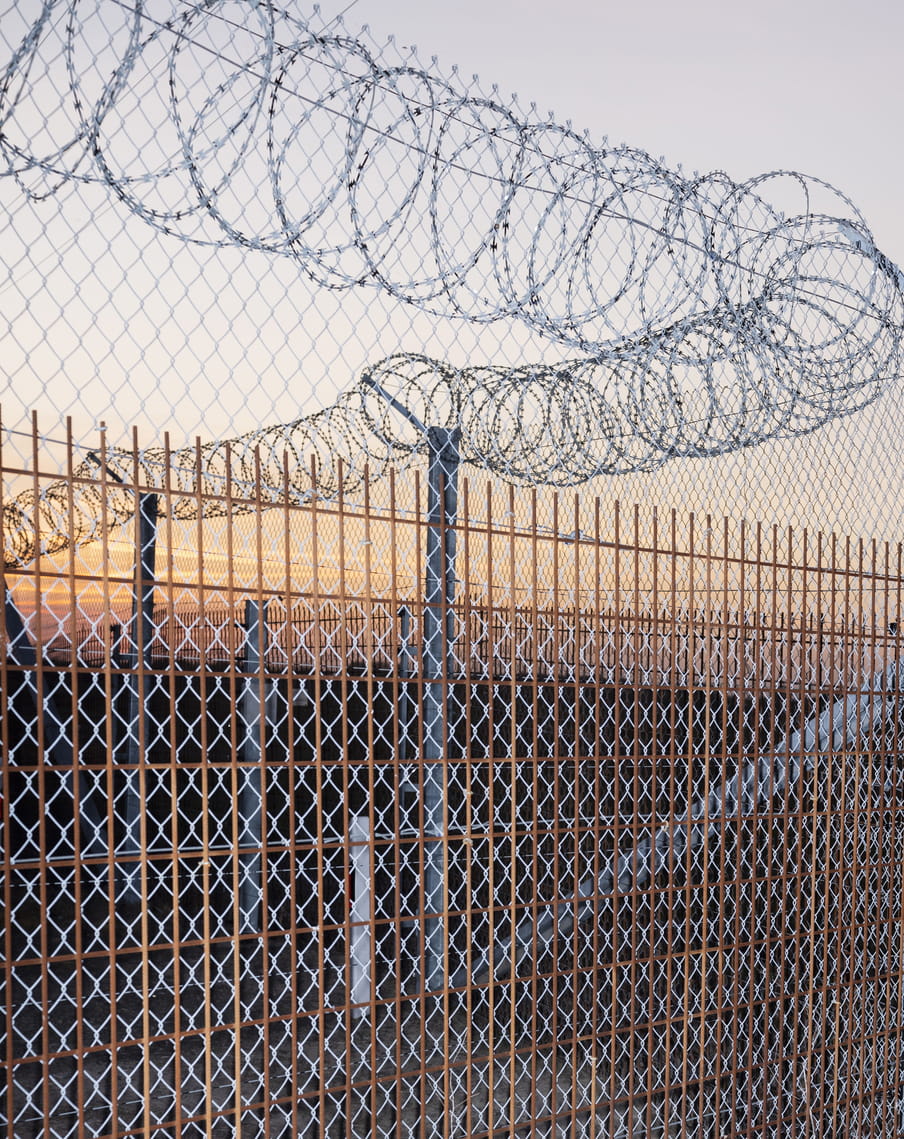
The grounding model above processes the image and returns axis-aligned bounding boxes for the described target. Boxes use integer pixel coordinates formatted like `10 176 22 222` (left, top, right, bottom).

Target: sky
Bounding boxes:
311 0 904 267
3 0 904 573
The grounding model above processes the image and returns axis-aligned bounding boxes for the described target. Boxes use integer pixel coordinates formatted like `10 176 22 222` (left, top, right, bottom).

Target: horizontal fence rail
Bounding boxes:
58 600 888 695
3 434 904 1138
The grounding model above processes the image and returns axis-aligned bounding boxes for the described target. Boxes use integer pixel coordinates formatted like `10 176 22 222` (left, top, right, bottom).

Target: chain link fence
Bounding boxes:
4 2 904 1137
4 441 904 1136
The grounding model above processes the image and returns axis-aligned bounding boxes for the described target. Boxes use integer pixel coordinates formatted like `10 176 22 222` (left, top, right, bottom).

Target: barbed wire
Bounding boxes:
2 0 903 565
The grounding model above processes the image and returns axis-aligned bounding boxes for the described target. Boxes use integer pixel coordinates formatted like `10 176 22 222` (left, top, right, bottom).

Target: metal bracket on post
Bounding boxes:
422 426 460 993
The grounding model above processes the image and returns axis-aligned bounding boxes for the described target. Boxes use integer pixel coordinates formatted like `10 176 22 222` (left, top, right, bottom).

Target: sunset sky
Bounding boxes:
2 0 903 587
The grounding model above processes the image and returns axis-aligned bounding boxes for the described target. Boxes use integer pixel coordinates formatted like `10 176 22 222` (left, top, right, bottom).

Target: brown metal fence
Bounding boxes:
3 427 904 1137
65 600 884 693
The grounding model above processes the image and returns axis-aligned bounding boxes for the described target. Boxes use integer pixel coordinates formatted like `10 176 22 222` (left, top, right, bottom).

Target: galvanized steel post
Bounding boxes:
118 491 158 903
421 426 460 992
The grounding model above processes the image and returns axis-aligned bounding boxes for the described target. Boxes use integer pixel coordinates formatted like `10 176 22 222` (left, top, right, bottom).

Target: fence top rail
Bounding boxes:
25 590 890 693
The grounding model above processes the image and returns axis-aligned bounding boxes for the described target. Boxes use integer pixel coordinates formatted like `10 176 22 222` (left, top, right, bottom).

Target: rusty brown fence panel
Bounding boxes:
3 427 904 1137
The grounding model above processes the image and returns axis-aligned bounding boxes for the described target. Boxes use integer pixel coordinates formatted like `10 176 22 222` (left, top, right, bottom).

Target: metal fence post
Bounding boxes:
239 598 267 933
349 813 373 1017
422 426 460 993
357 377 462 992
398 604 415 772
118 492 158 903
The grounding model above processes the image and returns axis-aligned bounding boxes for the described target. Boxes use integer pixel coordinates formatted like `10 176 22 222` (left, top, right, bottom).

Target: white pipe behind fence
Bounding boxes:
350 813 374 1018
455 655 902 988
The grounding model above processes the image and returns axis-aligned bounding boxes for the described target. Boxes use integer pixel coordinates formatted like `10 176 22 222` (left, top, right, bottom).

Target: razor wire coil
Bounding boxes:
2 0 903 562
3 9 904 1138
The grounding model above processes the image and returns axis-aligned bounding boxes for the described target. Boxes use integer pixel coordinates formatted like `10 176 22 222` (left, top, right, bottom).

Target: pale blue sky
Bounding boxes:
314 0 904 266
3 0 903 544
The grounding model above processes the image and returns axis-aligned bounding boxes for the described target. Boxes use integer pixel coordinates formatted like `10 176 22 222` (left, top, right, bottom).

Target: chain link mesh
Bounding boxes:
3 3 904 1138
